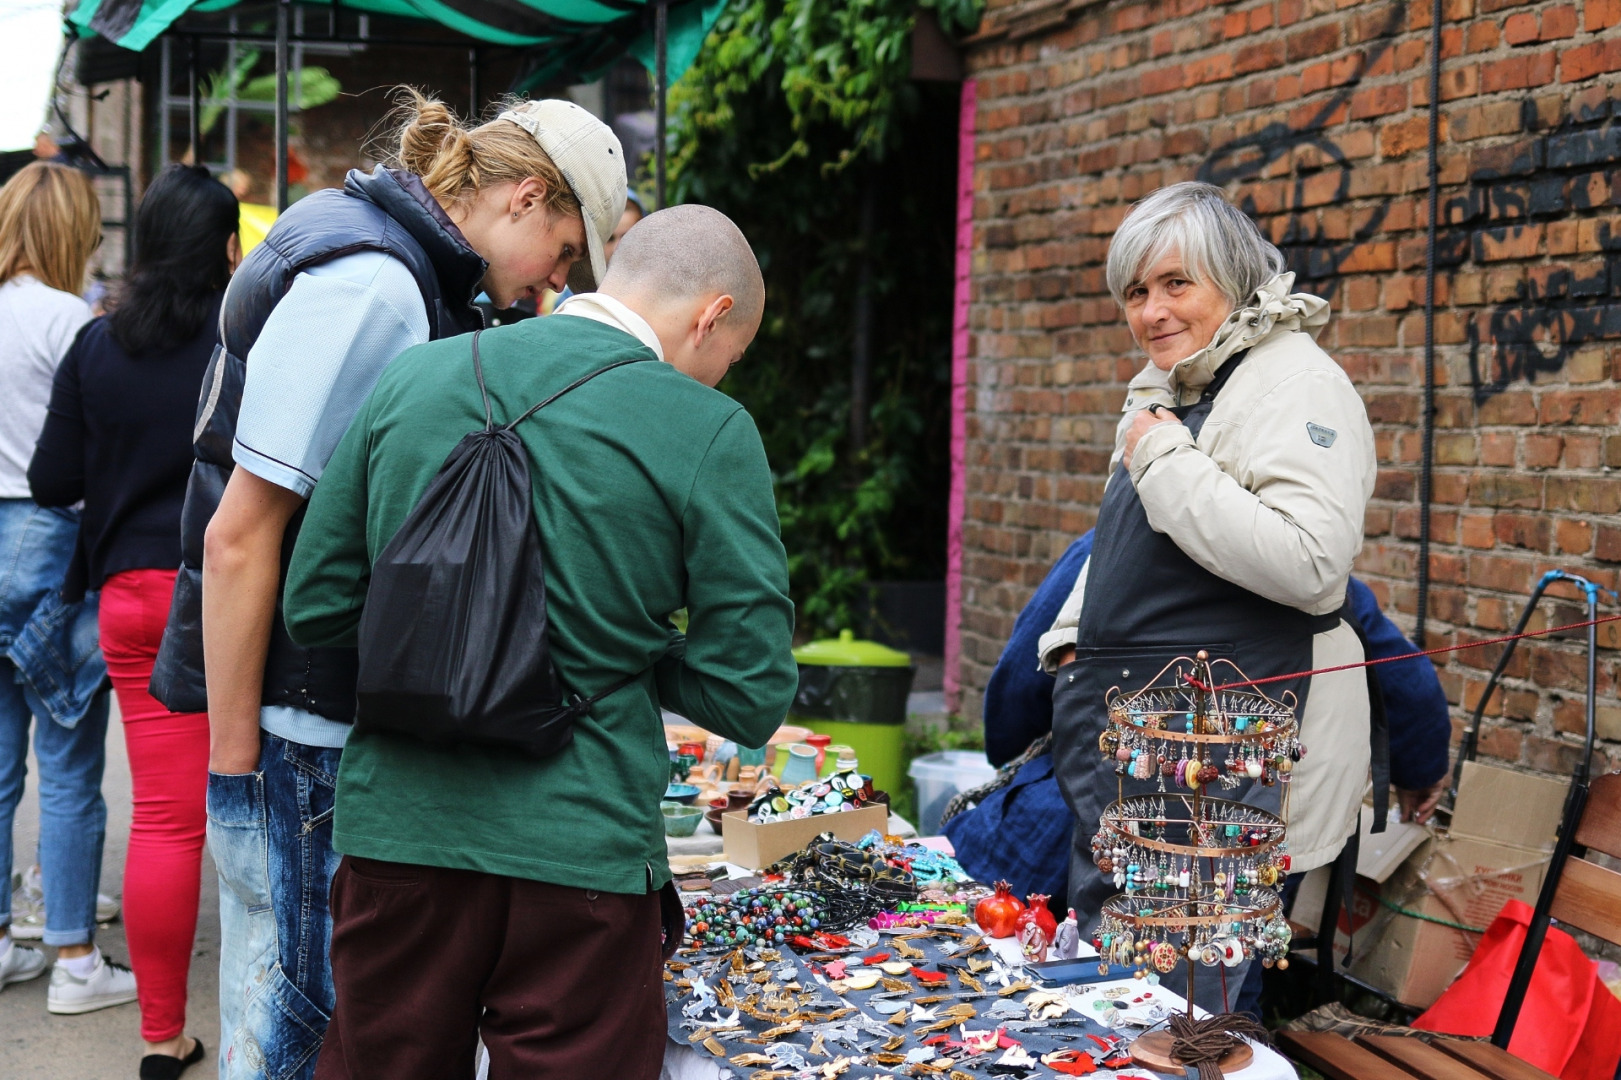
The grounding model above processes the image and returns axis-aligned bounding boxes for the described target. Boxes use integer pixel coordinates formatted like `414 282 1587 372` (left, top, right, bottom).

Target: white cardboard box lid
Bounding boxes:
1355 808 1432 883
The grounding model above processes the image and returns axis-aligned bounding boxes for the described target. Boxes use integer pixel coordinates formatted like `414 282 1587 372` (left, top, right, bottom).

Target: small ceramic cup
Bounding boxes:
780 743 819 786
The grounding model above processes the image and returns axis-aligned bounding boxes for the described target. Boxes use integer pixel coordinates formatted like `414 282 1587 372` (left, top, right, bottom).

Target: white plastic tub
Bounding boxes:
908 750 998 837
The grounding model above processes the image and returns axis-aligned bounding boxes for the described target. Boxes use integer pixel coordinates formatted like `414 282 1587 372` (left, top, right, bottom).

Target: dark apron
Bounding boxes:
1051 352 1340 1009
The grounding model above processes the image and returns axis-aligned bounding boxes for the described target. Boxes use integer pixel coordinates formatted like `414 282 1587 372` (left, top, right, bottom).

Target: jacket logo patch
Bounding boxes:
1306 422 1337 448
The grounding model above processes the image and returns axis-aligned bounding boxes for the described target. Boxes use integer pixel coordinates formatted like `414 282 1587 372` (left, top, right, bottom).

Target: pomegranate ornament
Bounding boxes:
1015 892 1059 944
974 880 1026 938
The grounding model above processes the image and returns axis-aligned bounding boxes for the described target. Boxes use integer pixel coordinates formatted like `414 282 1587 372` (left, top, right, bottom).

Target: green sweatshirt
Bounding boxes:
283 315 796 893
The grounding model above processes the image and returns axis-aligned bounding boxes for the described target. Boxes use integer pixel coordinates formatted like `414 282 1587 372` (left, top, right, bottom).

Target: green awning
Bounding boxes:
65 0 725 87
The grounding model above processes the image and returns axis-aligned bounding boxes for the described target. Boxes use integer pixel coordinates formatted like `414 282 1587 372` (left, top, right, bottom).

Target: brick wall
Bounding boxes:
958 0 1621 778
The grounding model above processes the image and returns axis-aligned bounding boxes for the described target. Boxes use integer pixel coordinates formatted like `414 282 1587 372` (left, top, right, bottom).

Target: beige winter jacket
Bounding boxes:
1038 273 1378 872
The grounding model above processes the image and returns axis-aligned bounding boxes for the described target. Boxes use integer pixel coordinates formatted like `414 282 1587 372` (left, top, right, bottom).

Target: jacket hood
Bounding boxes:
344 166 487 307
1127 272 1331 403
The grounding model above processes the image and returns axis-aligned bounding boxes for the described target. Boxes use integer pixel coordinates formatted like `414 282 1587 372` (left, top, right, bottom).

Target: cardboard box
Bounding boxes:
1350 835 1553 1008
1293 809 1430 965
1448 760 1567 852
721 803 890 870
1300 762 1568 1009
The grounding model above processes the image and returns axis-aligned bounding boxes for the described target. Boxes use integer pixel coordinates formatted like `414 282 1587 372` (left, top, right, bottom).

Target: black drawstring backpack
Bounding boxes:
354 330 648 756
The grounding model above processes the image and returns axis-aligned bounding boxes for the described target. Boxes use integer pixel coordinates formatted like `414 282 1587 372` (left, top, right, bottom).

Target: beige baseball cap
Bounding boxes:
497 99 627 290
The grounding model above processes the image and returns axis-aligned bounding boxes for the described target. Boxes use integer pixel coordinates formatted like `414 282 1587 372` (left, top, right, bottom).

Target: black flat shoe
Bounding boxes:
139 1037 204 1080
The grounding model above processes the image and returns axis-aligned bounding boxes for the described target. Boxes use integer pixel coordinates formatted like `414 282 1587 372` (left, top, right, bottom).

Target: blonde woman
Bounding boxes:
146 92 628 1080
0 163 135 1015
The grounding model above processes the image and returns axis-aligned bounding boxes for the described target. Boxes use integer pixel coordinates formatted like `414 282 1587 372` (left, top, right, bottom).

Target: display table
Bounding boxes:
659 875 1295 1080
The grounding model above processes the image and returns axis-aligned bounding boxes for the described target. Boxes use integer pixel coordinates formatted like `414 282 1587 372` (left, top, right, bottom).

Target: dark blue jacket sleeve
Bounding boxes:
983 532 1094 766
1347 577 1451 790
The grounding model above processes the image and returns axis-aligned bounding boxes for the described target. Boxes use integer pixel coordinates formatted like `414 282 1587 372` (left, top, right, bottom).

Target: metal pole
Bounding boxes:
275 0 290 211
226 22 239 173
188 37 201 165
1416 0 1442 647
469 47 481 118
655 0 668 208
123 168 135 267
159 39 172 165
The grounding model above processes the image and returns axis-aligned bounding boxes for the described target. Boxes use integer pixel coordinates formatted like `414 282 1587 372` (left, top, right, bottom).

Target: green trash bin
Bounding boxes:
788 630 915 799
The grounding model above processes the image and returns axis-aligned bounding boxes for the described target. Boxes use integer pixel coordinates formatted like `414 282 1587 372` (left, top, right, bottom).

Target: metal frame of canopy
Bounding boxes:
164 0 671 213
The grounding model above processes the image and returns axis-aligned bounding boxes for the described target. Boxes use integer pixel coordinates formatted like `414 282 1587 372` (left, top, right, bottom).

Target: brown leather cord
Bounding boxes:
1168 1010 1273 1080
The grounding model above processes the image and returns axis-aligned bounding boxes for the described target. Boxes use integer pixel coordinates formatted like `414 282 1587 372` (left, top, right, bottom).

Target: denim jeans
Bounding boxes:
208 734 342 1080
0 498 109 947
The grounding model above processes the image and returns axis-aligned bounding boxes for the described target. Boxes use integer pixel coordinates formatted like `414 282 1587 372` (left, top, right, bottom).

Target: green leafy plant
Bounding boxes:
200 50 261 136
669 0 982 636
200 51 342 137
240 67 343 111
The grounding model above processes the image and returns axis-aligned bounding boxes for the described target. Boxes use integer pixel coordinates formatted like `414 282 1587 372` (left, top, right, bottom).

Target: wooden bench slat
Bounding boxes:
1354 1034 1499 1080
1277 1030 1426 1080
1573 774 1621 860
1547 856 1621 946
1432 1039 1560 1080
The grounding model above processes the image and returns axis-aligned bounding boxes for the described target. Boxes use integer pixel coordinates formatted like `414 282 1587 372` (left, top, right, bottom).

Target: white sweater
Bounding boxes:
0 275 91 498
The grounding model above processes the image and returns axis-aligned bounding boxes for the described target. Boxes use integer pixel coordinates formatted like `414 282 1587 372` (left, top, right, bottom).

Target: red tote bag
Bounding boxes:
1414 899 1621 1080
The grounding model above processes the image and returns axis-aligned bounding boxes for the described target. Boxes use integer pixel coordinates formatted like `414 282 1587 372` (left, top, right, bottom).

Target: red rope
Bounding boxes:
1182 612 1621 693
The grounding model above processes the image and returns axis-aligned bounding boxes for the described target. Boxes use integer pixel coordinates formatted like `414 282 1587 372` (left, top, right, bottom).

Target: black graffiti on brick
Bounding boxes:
1461 96 1621 402
1196 4 1406 300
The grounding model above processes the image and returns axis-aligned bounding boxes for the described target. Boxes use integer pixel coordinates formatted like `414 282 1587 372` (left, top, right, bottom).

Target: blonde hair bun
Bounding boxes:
389 87 580 224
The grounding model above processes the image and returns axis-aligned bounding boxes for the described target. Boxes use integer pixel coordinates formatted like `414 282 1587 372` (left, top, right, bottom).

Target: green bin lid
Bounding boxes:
793 629 913 668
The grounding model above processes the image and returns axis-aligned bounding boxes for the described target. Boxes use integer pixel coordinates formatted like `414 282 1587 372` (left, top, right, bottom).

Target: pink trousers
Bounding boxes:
99 569 209 1043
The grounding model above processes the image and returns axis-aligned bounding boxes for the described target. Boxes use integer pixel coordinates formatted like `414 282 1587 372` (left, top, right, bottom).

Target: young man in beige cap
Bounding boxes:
149 93 627 1080
286 205 796 1078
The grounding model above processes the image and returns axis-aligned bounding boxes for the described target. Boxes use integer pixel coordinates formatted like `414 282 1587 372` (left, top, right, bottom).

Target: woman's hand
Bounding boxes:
1397 779 1447 824
1122 406 1180 471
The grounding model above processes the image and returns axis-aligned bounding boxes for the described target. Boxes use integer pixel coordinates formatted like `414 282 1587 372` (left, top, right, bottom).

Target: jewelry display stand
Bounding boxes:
1087 651 1301 1075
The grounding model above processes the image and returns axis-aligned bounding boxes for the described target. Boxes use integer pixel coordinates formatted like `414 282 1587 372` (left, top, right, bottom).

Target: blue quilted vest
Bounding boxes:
149 167 487 721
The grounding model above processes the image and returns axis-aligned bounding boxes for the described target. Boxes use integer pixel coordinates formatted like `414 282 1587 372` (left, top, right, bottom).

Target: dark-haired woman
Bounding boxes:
29 163 238 1079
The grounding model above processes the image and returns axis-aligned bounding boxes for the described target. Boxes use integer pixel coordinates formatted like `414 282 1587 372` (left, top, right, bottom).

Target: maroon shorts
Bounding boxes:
314 856 667 1080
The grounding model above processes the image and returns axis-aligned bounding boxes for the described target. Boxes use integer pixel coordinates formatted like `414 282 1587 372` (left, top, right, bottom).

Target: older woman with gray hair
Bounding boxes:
1039 181 1376 1009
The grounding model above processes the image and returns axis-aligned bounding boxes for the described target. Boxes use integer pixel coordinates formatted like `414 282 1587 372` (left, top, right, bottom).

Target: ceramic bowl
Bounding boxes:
704 798 729 834
662 801 705 837
663 783 702 805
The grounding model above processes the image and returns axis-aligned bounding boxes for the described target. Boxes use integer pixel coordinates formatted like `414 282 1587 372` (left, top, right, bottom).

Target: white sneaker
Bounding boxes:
46 952 138 1014
0 941 47 988
8 866 119 938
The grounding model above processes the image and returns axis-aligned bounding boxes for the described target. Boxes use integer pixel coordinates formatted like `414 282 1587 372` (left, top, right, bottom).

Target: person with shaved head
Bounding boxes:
280 204 794 1079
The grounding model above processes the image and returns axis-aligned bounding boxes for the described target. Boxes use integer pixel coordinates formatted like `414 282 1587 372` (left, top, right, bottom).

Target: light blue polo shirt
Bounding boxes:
233 250 435 747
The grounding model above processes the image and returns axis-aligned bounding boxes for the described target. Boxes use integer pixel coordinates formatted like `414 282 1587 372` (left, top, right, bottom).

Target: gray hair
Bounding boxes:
600 203 765 324
1104 182 1284 310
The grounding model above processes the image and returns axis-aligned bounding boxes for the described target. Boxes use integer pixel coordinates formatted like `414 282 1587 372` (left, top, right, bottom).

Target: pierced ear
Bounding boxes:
512 177 548 218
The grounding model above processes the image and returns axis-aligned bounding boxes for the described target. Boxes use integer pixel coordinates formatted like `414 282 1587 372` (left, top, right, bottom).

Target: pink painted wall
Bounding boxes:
943 77 976 713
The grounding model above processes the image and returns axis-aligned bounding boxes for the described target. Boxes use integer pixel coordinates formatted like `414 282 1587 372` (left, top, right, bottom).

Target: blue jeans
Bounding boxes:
0 499 109 947
208 734 342 1080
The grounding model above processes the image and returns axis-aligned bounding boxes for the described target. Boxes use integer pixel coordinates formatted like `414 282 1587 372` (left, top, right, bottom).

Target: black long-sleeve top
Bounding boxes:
28 296 222 597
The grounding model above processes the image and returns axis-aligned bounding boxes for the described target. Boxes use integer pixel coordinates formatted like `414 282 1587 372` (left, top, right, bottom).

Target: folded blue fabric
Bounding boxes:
943 751 1072 903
